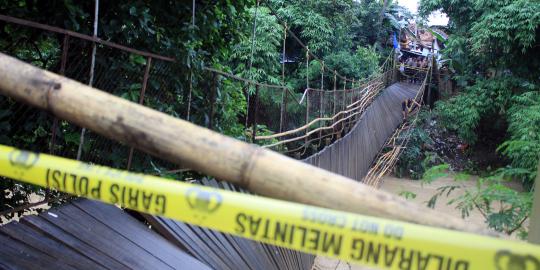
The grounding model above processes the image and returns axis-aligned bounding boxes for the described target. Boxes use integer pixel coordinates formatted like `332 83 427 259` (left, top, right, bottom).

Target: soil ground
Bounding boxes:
0 193 49 224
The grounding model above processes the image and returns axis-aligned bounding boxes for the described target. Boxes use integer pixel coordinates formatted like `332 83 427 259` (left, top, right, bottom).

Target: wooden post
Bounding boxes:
348 79 354 129
244 83 250 141
208 73 217 130
529 161 540 244
394 49 399 83
127 56 153 170
318 90 323 146
0 53 499 236
333 71 337 115
332 71 337 138
279 88 287 133
352 79 356 123
427 58 433 108
342 78 347 111
305 89 310 148
279 23 287 133
187 71 193 121
304 47 310 150
306 46 310 90
251 85 259 143
318 62 324 146
282 23 287 83
49 34 70 155
342 78 347 132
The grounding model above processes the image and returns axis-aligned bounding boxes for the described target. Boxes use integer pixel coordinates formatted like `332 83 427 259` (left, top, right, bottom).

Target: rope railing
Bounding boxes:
0 15 174 62
256 65 394 154
256 78 384 140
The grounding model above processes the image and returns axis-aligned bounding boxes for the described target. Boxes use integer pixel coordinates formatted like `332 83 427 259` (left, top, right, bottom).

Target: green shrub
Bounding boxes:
497 91 540 184
395 110 438 179
423 167 532 239
435 77 539 184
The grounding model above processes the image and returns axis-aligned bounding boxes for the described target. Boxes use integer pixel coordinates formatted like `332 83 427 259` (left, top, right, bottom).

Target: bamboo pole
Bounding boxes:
0 53 497 236
256 81 380 140
304 47 310 153
251 85 259 142
127 56 153 170
209 73 218 130
49 34 70 155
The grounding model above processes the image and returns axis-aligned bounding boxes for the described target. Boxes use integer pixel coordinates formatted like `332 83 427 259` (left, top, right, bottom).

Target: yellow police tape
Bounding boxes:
0 144 539 270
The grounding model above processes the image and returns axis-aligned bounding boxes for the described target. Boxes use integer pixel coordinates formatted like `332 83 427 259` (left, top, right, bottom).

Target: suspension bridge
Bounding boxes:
0 10 536 270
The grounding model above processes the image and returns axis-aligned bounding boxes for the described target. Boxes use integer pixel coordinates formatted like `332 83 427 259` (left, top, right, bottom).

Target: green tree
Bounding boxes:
420 0 540 184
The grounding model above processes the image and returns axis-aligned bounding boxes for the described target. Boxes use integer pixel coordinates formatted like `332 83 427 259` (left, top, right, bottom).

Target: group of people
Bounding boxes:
398 57 428 84
404 57 428 69
398 56 426 119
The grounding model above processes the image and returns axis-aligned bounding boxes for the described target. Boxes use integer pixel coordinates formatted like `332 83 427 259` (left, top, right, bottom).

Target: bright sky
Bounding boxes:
396 0 449 26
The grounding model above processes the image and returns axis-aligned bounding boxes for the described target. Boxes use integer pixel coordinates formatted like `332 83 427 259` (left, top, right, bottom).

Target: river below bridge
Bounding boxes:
312 175 524 270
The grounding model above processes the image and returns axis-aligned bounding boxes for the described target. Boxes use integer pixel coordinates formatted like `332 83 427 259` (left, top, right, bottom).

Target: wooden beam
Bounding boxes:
0 15 175 62
0 53 498 237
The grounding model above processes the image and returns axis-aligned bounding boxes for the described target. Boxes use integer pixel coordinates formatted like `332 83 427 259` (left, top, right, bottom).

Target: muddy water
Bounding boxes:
312 175 522 270
379 175 489 226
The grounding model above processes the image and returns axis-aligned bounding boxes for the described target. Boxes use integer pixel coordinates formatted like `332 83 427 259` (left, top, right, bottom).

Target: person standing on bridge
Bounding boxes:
405 58 413 83
399 60 406 81
402 98 421 119
406 57 413 67
419 58 428 83
410 59 418 83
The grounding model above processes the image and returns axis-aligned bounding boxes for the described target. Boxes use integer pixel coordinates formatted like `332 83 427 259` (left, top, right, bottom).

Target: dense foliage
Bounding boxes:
394 110 436 179
420 0 540 185
0 0 258 217
0 0 400 216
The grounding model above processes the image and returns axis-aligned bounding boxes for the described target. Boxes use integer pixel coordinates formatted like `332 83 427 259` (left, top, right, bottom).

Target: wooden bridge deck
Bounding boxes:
0 199 210 270
146 178 315 270
0 82 421 270
305 82 419 182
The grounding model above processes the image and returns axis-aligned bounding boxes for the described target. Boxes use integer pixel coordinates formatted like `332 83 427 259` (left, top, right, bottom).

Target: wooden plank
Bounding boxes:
47 204 172 270
170 220 232 268
200 179 310 270
197 179 299 270
1 200 209 269
0 222 100 270
146 179 315 270
21 215 130 269
72 199 210 270
0 233 76 270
